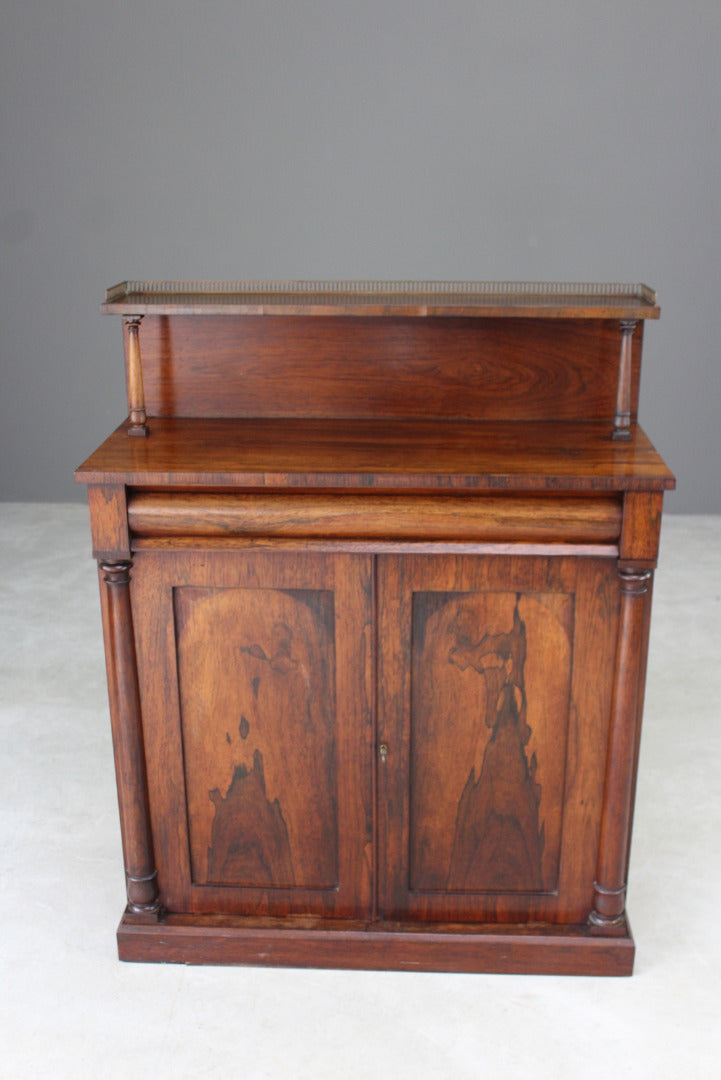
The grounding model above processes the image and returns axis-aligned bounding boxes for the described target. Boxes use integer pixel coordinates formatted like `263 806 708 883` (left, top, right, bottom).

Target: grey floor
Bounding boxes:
1 504 719 1079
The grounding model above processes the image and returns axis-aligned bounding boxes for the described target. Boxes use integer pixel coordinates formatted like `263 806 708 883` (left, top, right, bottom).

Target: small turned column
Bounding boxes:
123 316 148 436
590 567 651 929
100 560 159 915
612 319 637 440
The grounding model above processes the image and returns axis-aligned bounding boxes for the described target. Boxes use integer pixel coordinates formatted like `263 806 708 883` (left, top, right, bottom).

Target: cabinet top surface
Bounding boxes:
103 280 660 318
75 418 675 492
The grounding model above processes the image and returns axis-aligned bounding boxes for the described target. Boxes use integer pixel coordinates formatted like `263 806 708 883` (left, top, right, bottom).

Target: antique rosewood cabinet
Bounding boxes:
76 280 674 974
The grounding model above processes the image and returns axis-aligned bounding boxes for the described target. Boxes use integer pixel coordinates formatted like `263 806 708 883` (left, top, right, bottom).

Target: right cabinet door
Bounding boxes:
377 553 620 925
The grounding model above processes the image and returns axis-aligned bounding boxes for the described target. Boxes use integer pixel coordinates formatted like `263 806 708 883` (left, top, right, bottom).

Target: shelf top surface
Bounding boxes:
75 418 675 492
102 280 660 319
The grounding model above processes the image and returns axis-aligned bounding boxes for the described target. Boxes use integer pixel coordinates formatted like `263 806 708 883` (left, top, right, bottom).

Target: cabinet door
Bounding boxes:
131 549 373 919
377 553 619 925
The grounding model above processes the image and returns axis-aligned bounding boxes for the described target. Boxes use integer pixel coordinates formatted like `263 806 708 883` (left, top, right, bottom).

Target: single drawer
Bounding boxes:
127 491 622 543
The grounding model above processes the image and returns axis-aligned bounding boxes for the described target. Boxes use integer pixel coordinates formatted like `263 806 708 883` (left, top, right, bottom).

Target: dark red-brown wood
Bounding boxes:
126 491 623 543
130 549 373 920
117 913 634 975
99 560 159 916
612 320 638 440
129 315 646 424
590 568 652 928
75 418 674 493
123 316 148 436
86 485 130 560
76 280 673 974
376 554 619 926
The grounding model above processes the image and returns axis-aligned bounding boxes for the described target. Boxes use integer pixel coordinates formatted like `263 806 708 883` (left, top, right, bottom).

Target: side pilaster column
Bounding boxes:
611 319 637 440
590 567 651 929
123 315 148 436
100 560 159 916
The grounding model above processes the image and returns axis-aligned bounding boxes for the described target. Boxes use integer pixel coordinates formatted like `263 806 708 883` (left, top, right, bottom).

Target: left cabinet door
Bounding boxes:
130 548 374 920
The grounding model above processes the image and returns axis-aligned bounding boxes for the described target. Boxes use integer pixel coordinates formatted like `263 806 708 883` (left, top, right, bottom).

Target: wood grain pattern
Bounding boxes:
127 491 622 543
98 561 159 915
117 912 635 975
130 315 644 422
75 417 675 493
591 568 652 928
130 549 373 920
409 590 573 894
123 316 148 436
619 491 664 565
377 554 619 925
612 320 637 440
81 280 672 973
174 585 337 890
86 484 130 559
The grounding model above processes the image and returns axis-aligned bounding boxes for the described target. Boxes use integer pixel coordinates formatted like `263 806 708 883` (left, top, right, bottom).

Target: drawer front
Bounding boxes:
128 491 622 544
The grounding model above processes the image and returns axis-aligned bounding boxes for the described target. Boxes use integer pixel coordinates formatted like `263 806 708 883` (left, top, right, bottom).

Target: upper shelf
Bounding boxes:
102 280 660 319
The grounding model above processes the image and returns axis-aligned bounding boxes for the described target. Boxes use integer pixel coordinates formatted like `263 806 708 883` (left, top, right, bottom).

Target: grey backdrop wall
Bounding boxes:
1 1 718 509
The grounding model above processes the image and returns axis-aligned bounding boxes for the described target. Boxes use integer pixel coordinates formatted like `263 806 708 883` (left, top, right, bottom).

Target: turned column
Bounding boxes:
612 319 637 440
100 560 159 915
590 567 651 928
123 315 148 436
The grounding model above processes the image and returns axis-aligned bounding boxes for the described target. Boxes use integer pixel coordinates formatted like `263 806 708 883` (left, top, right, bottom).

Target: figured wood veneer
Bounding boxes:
132 549 373 920
129 315 646 423
126 491 623 543
77 280 674 975
377 554 619 926
77 418 674 492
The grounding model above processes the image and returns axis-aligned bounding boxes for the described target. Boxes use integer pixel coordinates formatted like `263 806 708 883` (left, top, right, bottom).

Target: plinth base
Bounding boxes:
117 912 634 976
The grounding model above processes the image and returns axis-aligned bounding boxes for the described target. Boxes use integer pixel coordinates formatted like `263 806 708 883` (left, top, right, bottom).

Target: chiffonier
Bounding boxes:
75 280 674 974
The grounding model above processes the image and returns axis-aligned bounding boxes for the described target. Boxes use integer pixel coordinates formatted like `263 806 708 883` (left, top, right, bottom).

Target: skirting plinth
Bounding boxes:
117 913 635 976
